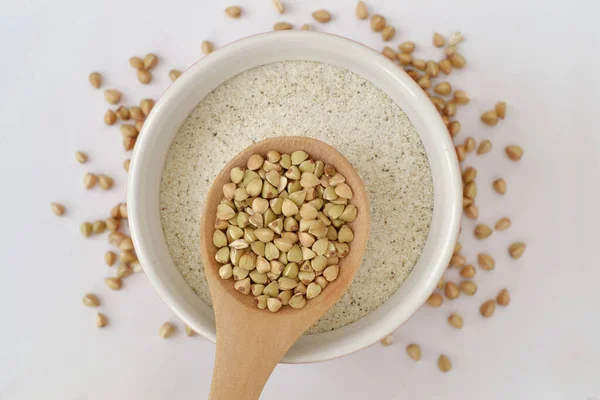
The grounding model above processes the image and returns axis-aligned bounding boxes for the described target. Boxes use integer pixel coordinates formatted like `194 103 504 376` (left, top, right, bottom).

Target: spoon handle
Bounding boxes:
209 302 303 400
209 334 279 400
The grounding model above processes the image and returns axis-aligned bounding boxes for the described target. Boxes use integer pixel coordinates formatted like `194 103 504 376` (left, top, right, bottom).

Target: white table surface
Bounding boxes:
1 0 599 399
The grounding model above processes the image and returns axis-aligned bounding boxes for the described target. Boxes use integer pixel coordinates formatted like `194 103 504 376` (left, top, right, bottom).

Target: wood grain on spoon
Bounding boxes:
200 136 370 400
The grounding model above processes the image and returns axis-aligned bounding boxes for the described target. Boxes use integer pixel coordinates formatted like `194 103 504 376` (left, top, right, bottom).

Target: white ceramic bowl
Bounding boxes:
128 31 462 363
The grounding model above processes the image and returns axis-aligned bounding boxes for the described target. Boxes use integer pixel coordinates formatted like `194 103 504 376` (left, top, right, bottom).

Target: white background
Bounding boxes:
1 0 599 399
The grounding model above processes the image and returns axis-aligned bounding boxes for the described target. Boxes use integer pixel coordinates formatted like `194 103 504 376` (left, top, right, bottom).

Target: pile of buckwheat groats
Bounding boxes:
212 150 358 313
50 0 526 369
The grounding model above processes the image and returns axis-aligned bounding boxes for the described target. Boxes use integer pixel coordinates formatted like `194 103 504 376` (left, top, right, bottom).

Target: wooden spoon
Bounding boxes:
200 136 370 400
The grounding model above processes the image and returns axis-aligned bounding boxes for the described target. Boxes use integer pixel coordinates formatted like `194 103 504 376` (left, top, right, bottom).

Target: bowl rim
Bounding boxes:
128 31 462 363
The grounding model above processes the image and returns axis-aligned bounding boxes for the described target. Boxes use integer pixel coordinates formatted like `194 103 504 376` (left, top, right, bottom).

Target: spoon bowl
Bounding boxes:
200 136 370 399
